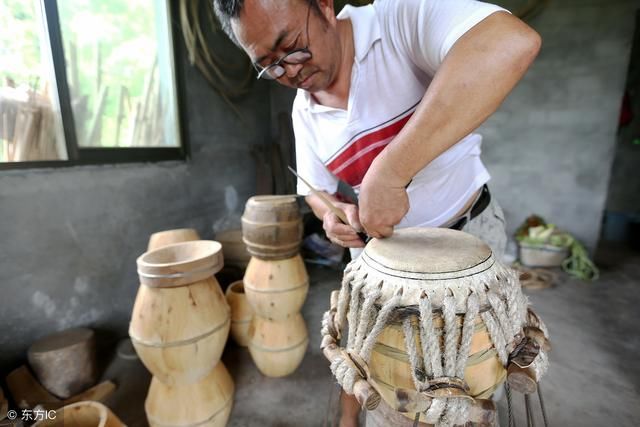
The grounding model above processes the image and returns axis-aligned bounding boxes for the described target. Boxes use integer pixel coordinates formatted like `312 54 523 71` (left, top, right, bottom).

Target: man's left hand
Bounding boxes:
358 159 409 238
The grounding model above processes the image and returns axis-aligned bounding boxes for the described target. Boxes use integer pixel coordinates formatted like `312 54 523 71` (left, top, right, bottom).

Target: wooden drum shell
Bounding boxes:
248 314 308 378
145 362 234 427
225 281 253 347
243 255 309 320
369 315 505 424
33 401 124 427
241 195 303 260
130 241 230 385
147 228 200 251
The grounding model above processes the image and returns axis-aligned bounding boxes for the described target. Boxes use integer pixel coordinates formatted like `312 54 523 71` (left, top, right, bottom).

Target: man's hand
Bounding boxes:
322 202 366 248
358 158 410 238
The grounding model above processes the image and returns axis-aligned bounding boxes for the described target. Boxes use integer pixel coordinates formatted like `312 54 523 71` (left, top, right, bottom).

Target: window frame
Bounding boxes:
0 0 188 171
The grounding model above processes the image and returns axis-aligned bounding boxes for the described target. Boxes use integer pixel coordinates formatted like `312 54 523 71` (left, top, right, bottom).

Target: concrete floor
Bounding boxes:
103 244 640 427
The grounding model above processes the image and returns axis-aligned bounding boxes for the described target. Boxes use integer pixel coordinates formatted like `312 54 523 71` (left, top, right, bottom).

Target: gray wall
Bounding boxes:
481 0 638 251
0 28 271 369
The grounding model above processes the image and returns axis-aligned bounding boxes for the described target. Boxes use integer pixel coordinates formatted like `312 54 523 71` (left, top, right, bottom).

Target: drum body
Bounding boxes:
147 228 200 251
241 195 303 260
33 401 124 427
216 229 251 269
248 313 308 377
146 362 234 427
243 255 309 320
322 228 543 426
225 281 253 347
130 241 230 385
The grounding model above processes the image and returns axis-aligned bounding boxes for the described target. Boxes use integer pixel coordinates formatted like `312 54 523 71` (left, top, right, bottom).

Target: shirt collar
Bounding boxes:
337 3 381 63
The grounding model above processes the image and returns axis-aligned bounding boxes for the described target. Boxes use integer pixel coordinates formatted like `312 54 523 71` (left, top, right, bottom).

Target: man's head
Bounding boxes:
213 0 344 92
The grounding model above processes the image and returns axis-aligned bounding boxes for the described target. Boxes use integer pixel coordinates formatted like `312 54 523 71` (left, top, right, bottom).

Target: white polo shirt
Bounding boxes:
293 0 507 228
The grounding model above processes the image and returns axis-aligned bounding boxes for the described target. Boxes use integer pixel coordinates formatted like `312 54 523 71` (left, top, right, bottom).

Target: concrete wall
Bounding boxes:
481 0 637 251
0 26 270 369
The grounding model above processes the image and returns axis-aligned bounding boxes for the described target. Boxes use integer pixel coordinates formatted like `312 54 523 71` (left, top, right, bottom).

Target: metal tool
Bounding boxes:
287 166 370 243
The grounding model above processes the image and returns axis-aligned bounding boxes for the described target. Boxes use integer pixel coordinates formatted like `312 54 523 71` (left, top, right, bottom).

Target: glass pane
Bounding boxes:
0 0 68 162
57 0 180 148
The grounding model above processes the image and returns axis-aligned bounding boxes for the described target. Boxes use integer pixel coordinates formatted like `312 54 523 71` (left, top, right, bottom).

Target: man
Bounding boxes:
214 0 540 424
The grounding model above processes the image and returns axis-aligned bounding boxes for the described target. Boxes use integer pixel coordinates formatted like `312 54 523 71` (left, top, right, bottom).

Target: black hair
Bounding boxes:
212 0 320 47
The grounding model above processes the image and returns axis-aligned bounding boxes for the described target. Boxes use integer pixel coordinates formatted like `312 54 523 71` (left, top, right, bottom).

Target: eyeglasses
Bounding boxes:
254 3 313 80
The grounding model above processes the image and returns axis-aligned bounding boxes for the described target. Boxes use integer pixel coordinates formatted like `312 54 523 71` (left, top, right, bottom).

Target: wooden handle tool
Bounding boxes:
287 166 370 243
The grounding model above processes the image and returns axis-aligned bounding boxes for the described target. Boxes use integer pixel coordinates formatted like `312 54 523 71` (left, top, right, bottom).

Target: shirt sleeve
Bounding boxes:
382 0 509 75
291 99 340 197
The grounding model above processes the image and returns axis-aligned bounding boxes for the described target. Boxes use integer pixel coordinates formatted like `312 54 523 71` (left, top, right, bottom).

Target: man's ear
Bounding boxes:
316 0 337 25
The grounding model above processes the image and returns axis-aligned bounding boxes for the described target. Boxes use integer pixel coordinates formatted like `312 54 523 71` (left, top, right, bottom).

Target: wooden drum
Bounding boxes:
147 228 200 251
225 281 253 347
129 240 230 385
33 401 124 427
241 195 303 260
243 254 309 320
321 228 550 426
248 313 308 377
145 362 234 427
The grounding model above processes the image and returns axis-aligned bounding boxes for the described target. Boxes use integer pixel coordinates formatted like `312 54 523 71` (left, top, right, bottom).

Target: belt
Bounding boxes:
448 185 491 231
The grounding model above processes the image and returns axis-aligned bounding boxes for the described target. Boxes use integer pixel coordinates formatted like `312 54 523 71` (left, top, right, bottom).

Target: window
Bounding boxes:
0 0 184 169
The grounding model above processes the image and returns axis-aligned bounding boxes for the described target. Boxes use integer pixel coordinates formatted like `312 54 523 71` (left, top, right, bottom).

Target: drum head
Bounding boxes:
362 228 491 276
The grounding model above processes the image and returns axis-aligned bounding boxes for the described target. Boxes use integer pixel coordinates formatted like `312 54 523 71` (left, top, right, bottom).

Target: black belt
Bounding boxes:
448 185 491 230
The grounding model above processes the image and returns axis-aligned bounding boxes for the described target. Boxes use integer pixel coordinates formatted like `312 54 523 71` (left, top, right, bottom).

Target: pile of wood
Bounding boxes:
0 87 63 162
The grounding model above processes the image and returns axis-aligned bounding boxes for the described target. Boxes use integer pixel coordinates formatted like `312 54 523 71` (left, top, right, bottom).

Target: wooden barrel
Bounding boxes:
129 240 230 385
248 313 308 377
225 281 253 347
216 229 251 269
27 328 96 399
145 362 234 427
241 195 303 260
148 228 200 251
243 254 309 320
33 401 124 427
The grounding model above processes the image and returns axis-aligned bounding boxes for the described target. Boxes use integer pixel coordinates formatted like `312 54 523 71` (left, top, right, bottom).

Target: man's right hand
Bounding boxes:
322 202 365 248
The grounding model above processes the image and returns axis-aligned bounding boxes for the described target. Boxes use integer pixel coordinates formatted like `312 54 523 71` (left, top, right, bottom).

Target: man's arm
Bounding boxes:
305 192 365 248
359 12 541 238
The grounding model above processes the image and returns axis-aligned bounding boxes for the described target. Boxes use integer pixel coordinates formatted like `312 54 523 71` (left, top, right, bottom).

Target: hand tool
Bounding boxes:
287 166 370 244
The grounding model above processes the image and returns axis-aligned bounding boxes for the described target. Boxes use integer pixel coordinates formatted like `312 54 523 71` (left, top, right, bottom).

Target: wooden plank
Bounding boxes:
1 385 8 421
5 366 61 410
6 365 116 412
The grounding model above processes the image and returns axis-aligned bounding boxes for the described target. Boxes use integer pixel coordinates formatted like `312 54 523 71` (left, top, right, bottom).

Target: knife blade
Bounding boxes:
287 166 370 243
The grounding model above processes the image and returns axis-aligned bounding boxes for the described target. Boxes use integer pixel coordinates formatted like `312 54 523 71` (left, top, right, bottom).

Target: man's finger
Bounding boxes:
364 224 394 239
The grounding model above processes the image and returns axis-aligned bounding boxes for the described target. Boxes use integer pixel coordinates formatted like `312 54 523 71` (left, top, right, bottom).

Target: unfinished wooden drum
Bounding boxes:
148 228 200 251
225 281 253 347
32 401 124 427
130 240 230 385
216 229 251 269
248 313 308 377
241 195 303 260
321 228 550 426
145 362 234 427
243 254 309 320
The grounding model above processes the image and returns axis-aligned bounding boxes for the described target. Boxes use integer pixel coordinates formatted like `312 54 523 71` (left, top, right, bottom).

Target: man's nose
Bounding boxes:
283 62 304 78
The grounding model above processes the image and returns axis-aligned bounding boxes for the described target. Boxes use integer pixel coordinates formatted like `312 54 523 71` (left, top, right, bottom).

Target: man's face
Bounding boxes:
231 0 340 92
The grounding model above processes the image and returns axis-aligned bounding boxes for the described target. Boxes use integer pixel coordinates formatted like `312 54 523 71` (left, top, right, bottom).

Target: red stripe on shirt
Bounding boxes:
327 112 413 186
